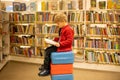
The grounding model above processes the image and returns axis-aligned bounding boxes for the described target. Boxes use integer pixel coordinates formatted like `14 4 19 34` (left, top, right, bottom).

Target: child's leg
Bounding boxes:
39 46 57 70
43 46 57 70
38 45 57 76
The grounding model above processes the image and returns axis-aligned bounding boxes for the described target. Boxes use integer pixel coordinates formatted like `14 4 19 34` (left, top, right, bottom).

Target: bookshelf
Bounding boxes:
0 6 9 70
7 0 120 72
9 11 36 57
84 0 120 65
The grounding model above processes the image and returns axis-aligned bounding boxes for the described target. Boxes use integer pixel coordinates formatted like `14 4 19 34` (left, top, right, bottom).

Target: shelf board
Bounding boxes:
74 62 120 72
9 55 44 64
9 55 120 72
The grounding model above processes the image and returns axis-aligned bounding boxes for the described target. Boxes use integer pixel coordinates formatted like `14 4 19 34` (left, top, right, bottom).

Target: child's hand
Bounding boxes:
54 42 60 47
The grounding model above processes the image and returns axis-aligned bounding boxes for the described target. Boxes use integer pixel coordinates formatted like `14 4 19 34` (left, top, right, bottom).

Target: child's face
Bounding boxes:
56 22 64 28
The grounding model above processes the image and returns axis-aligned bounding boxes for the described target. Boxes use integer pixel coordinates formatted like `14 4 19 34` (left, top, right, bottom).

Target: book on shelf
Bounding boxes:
90 0 96 9
69 0 78 10
13 2 26 11
73 37 84 48
98 1 106 9
85 50 120 64
41 1 47 11
30 2 36 11
74 50 84 62
116 0 120 9
20 3 26 11
49 1 58 10
13 2 21 11
107 0 120 9
59 0 67 10
36 47 43 56
10 46 35 57
107 0 114 9
0 2 6 10
78 0 83 9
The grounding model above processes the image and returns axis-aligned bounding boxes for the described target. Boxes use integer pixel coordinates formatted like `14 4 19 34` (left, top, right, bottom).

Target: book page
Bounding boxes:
44 38 57 45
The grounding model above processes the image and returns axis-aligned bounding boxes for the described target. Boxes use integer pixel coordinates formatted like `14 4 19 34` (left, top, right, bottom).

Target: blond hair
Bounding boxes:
54 13 67 23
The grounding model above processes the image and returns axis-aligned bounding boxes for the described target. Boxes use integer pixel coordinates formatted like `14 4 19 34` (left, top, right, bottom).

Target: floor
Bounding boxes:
0 61 120 80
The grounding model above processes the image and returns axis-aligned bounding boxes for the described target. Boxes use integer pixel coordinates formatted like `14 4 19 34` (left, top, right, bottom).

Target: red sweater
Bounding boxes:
54 24 74 52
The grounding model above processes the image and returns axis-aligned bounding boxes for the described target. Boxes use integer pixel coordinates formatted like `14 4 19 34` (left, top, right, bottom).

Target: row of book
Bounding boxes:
36 47 44 57
87 24 120 36
36 24 59 34
85 39 120 49
9 13 35 22
90 0 106 9
9 10 120 23
10 46 35 57
10 46 46 57
88 0 120 9
85 51 120 64
68 11 84 22
10 36 35 46
36 12 55 22
107 25 120 35
36 11 84 22
10 24 35 34
73 37 84 48
9 23 120 37
87 26 107 35
36 24 85 36
41 0 83 11
36 38 46 47
86 11 120 23
70 24 84 36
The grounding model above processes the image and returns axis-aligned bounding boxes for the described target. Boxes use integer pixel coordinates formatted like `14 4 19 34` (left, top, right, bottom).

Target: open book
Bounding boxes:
44 38 57 45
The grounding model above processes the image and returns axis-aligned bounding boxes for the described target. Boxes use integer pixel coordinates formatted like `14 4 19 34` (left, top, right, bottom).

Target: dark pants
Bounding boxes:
43 45 57 70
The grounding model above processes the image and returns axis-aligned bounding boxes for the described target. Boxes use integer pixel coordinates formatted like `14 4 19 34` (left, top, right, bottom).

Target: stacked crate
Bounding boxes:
51 51 74 80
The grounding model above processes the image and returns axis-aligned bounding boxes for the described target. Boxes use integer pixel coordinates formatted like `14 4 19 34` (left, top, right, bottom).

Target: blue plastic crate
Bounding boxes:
51 51 74 64
51 74 73 80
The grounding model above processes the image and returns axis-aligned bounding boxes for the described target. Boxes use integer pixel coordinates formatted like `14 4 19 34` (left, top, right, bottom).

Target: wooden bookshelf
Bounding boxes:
84 0 120 65
7 0 120 72
0 8 9 70
9 11 36 57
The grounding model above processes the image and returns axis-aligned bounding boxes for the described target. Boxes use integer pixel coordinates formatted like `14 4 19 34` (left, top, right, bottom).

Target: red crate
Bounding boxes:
50 64 73 75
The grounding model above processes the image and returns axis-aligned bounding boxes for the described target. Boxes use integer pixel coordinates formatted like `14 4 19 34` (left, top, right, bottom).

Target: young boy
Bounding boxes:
38 13 74 76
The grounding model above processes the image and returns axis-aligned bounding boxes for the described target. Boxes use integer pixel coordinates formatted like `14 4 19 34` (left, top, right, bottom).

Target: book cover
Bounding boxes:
59 0 67 10
20 3 26 11
0 2 6 10
107 0 114 9
13 2 21 11
91 0 96 9
99 1 106 9
78 0 83 9
116 0 120 9
30 2 36 11
41 1 46 11
49 2 58 10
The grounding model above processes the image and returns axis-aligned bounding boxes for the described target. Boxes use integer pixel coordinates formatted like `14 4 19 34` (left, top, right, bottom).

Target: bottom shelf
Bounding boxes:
74 62 120 72
9 55 120 72
9 55 44 64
